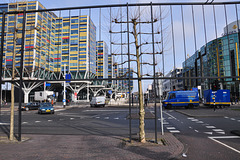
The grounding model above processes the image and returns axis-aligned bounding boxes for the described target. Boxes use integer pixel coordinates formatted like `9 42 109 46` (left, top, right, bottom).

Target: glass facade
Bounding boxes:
183 31 240 97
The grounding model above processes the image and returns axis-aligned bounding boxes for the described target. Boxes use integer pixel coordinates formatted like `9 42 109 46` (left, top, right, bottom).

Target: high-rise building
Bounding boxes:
96 41 108 79
1 1 96 80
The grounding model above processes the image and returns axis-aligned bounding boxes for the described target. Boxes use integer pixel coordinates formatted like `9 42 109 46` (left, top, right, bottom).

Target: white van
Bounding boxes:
90 96 106 107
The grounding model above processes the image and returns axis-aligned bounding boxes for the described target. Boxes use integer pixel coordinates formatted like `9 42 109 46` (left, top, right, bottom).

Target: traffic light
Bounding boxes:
212 80 220 91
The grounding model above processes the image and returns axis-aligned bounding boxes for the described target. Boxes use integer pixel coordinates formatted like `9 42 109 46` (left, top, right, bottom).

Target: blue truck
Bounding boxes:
163 91 199 109
203 89 230 107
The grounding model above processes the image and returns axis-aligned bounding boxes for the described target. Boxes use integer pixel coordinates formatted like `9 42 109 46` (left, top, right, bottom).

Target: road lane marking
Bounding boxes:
0 122 10 125
206 126 216 129
35 121 41 123
238 120 240 122
230 118 236 121
189 126 192 129
22 122 28 124
48 120 52 122
114 117 119 120
196 121 203 123
95 117 100 119
83 110 128 112
204 132 213 135
213 129 224 132
194 130 199 133
163 111 177 120
167 127 176 130
55 109 66 112
191 119 199 122
187 118 194 120
209 136 240 154
224 116 229 119
104 117 109 119
169 130 180 133
217 132 225 134
70 118 74 120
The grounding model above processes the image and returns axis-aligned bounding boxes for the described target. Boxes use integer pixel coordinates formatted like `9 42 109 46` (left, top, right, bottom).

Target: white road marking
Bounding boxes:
191 119 199 122
83 110 128 112
194 130 199 133
217 132 225 134
206 126 216 129
0 122 10 125
238 120 240 122
70 118 74 120
168 117 173 119
95 117 100 119
163 111 177 120
114 117 119 120
189 126 192 129
213 129 224 132
204 132 213 135
169 130 180 133
104 117 109 119
48 120 52 122
187 117 194 120
35 121 41 123
59 119 64 121
22 122 28 124
163 122 169 125
167 127 176 130
209 136 240 154
231 118 236 121
55 109 66 112
224 116 229 119
196 121 204 123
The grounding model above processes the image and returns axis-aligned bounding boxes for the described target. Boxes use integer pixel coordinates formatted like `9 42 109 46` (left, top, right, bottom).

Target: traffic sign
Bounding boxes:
65 74 71 83
63 99 66 102
108 90 112 94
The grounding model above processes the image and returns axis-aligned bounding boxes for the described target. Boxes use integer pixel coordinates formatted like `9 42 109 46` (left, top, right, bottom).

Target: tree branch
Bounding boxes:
111 53 136 56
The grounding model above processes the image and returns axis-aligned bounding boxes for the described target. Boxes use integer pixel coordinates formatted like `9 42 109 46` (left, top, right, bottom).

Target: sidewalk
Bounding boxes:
0 104 185 160
0 133 184 160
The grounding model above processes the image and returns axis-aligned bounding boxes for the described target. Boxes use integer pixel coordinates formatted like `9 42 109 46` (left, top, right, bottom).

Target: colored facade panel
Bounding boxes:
0 1 96 77
96 41 108 79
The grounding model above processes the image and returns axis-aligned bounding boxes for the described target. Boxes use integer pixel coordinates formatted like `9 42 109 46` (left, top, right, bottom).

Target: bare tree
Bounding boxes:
111 7 163 143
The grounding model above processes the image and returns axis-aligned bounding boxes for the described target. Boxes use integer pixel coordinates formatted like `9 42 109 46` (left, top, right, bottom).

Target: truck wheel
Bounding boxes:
167 104 172 109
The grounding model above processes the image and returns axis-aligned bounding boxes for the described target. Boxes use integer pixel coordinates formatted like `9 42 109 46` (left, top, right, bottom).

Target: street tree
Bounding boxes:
111 6 163 143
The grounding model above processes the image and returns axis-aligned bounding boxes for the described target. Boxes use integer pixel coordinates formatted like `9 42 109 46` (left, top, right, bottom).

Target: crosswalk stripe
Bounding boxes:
167 127 176 130
206 126 216 129
169 130 180 133
213 129 224 132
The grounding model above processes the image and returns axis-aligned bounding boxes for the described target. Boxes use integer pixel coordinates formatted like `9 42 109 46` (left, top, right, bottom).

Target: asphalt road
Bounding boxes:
0 106 240 160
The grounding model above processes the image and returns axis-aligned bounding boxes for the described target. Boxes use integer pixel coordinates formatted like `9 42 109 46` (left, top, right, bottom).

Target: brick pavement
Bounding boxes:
0 133 183 160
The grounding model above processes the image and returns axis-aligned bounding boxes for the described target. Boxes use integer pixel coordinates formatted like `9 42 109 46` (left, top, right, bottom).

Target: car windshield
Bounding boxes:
41 103 52 107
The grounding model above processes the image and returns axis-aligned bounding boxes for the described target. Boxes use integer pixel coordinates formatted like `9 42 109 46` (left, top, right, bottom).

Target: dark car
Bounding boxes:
22 102 40 111
38 103 54 114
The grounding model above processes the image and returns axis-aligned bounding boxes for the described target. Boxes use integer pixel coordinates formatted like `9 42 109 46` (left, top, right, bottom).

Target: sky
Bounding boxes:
1 0 240 92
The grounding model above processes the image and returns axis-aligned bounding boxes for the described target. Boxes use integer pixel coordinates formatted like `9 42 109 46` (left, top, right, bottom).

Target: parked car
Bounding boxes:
21 102 40 111
38 103 54 114
90 96 106 107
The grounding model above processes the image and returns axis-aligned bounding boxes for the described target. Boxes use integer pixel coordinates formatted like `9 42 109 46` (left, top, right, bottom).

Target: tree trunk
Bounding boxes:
9 14 16 141
133 20 146 143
